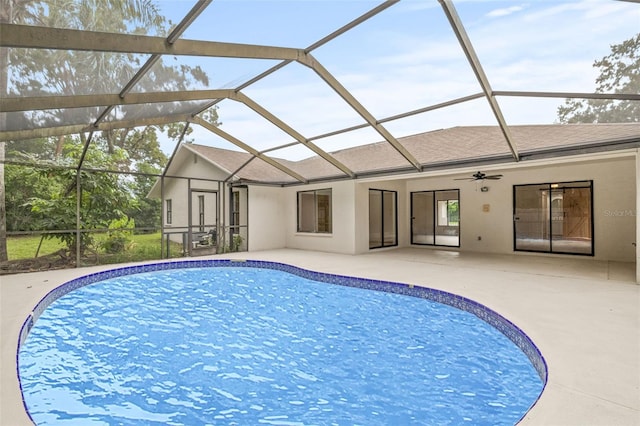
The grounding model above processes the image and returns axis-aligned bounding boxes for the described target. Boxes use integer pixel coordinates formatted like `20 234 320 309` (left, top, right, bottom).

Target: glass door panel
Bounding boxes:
514 184 550 252
514 181 592 255
411 192 434 244
369 189 397 249
412 190 459 247
434 190 459 246
550 185 592 254
369 190 382 249
383 191 397 246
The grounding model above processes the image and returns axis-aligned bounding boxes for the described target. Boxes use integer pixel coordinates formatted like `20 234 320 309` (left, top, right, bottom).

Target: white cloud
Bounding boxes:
486 5 527 18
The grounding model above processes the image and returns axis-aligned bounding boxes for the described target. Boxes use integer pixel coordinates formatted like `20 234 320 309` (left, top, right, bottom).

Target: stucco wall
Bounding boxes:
171 149 231 181
242 152 637 262
242 153 635 262
160 150 228 245
162 176 221 244
281 181 357 254
247 186 286 251
354 180 408 254
404 154 636 262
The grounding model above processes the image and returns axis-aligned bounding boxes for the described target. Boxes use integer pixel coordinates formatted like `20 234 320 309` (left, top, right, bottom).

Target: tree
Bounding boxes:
0 0 39 262
26 140 135 256
558 33 640 124
128 162 163 231
1 0 216 262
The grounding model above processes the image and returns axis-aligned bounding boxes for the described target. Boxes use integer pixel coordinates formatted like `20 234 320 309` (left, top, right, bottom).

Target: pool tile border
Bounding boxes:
18 259 548 422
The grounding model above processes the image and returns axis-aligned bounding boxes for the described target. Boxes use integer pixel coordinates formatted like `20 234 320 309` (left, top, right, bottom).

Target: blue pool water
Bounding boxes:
19 265 544 425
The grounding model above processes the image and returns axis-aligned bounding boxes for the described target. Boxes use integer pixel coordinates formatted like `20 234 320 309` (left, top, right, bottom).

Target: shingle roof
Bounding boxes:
186 143 296 183
186 123 640 185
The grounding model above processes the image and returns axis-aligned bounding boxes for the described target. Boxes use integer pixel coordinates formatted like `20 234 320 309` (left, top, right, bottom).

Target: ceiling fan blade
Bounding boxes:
454 172 502 181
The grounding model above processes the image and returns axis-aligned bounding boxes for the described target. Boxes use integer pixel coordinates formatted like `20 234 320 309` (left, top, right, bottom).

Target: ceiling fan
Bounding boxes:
454 171 503 181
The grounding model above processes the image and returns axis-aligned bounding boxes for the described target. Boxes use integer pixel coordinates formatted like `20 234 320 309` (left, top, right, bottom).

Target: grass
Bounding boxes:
7 232 185 264
7 235 66 260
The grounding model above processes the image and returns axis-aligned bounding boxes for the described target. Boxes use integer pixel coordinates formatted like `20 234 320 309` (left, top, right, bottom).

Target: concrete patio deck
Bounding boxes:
1 248 639 425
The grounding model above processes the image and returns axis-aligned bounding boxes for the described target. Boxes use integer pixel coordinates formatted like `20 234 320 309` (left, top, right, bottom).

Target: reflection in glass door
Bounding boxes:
513 184 550 252
513 181 593 255
411 192 434 244
369 189 397 249
411 190 459 247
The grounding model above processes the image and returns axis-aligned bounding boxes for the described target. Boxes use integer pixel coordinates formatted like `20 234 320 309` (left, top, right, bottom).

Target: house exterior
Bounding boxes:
149 123 640 282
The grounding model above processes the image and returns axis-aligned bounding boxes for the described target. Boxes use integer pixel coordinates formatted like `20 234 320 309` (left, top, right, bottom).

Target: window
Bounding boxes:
231 190 240 227
198 195 205 232
166 199 172 225
369 189 397 249
297 189 332 233
513 181 593 255
411 190 460 247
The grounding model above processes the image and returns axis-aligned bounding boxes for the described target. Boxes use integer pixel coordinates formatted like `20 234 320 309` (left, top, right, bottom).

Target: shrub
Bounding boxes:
103 217 135 254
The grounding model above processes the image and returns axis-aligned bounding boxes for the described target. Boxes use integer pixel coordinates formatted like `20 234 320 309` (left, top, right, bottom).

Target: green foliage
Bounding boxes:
4 164 50 231
126 161 161 230
558 33 639 124
1 0 218 265
220 234 244 253
102 217 135 254
232 234 244 252
162 106 221 143
448 200 459 226
25 142 134 255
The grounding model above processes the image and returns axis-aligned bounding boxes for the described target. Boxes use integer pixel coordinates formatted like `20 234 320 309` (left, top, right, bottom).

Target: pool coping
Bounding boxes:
17 258 547 424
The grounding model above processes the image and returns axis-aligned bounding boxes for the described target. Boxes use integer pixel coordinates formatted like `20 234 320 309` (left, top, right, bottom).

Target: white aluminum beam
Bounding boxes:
231 92 355 178
306 1 400 51
119 0 212 98
192 1 399 118
0 90 234 113
438 0 519 160
192 116 308 183
0 114 191 141
493 91 640 101
0 23 304 61
298 53 422 171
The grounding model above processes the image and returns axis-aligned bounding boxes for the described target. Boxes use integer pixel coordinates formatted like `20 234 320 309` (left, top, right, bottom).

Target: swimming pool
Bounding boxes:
18 260 546 425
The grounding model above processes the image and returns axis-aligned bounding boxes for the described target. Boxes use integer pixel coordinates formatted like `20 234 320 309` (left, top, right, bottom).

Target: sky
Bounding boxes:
150 0 640 159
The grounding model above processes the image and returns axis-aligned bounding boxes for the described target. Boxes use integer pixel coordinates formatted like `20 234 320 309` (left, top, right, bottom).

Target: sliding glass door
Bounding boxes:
513 181 593 255
411 190 459 247
369 189 397 249
411 192 435 244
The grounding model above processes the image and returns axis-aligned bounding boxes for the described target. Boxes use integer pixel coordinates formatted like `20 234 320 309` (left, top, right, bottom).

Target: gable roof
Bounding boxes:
169 123 640 186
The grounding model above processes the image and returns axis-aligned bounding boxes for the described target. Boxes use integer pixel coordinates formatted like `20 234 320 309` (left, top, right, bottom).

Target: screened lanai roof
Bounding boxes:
1 0 639 184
